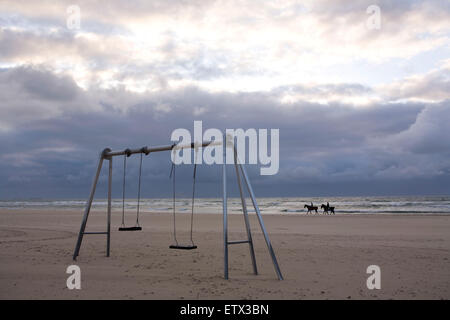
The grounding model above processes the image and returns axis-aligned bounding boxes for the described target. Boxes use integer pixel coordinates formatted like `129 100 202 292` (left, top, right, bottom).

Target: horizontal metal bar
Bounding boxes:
227 240 250 245
83 232 108 235
104 140 221 158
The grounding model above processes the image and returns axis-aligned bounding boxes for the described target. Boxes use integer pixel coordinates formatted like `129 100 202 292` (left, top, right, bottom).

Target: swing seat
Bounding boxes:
169 244 197 250
118 226 142 231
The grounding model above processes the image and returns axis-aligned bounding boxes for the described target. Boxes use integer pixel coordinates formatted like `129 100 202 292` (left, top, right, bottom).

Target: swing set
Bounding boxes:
72 137 283 280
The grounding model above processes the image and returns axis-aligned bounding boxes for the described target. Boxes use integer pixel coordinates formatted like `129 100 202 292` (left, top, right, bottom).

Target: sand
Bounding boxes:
0 208 449 299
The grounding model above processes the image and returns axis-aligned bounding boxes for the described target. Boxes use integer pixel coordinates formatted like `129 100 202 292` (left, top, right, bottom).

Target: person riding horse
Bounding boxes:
304 202 318 214
321 202 335 214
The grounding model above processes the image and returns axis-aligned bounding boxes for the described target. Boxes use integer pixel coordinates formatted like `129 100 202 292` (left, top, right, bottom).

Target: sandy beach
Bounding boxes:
0 209 449 299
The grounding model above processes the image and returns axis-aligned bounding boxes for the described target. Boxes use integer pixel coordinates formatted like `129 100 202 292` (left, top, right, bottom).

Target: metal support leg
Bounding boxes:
234 148 258 275
106 157 112 257
223 138 228 280
239 163 283 280
73 149 109 260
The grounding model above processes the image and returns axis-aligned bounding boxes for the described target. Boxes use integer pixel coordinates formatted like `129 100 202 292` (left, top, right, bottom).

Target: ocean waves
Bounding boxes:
1 196 450 215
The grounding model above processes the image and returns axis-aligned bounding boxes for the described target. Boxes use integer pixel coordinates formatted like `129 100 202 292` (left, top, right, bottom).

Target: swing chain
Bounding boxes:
169 143 198 249
120 147 148 231
121 153 127 227
190 145 199 246
136 152 143 227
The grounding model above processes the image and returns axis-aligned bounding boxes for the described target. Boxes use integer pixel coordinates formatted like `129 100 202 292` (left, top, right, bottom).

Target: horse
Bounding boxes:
321 204 335 215
304 204 318 214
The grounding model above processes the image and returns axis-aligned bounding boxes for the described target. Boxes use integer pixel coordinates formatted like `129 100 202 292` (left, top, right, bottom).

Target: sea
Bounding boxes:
1 196 450 215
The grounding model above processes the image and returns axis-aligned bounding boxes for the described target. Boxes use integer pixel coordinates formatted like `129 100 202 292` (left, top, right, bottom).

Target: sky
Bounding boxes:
1 0 450 199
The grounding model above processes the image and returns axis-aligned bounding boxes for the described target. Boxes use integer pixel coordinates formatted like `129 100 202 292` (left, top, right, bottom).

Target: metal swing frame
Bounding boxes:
72 137 283 280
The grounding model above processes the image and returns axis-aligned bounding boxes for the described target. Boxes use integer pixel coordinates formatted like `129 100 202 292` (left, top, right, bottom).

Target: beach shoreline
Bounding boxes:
2 195 449 215
1 209 449 299
2 207 450 217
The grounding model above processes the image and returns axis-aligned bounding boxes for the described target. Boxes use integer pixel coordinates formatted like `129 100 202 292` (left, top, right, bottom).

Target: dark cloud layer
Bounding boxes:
1 66 449 199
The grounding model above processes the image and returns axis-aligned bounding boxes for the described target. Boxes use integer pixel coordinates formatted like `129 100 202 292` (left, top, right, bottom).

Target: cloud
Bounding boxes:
379 59 450 102
1 1 450 198
382 102 450 155
1 65 449 198
0 66 90 130
1 0 450 93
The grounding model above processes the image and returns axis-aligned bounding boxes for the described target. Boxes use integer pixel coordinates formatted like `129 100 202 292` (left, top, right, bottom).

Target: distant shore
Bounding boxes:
1 209 449 299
